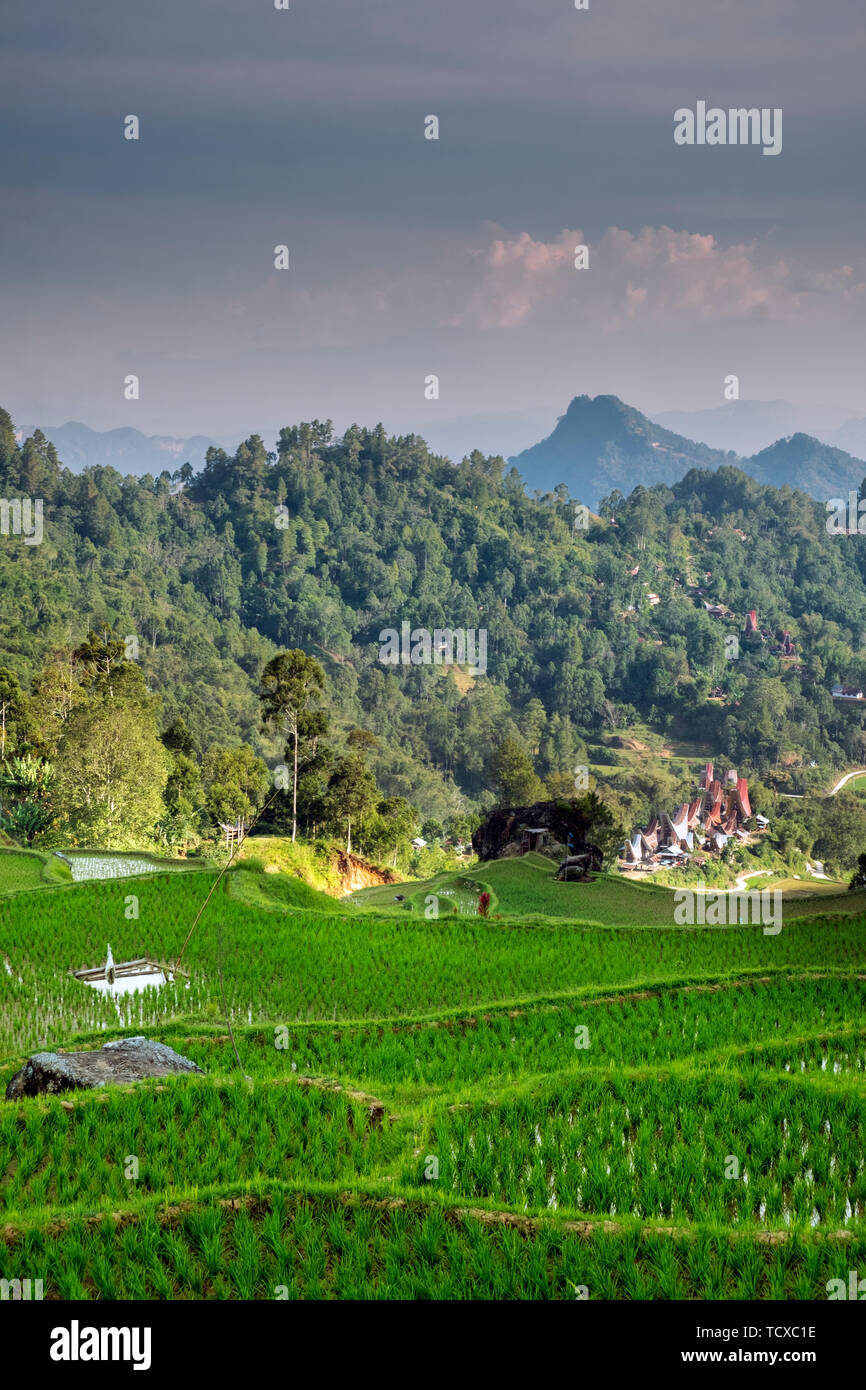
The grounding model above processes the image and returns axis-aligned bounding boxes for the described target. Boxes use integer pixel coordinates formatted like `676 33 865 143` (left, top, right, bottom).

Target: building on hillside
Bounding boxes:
218 818 248 851
832 684 865 701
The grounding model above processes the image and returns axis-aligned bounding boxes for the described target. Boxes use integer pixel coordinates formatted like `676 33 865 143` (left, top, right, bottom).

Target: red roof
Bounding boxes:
704 790 723 824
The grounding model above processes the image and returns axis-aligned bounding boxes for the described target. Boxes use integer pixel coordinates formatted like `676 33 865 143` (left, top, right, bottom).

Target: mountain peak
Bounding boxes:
562 393 633 423
511 394 731 506
511 396 866 509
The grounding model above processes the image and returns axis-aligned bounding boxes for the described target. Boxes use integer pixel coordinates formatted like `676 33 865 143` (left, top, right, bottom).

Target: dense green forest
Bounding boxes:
4 404 866 848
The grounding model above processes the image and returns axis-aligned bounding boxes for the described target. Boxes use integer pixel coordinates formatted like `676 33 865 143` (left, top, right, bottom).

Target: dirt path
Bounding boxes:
828 768 866 796
691 869 773 893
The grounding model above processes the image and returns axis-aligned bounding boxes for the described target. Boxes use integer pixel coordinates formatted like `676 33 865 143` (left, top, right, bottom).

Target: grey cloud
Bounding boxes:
2 0 865 437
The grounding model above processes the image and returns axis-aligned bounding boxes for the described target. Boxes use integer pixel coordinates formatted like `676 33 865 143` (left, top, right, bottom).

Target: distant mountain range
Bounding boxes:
422 397 866 474
15 421 224 477
509 394 866 510
22 413 565 482
15 398 866 513
652 399 866 459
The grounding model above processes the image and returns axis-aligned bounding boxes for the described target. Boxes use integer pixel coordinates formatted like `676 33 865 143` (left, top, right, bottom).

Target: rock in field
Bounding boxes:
4 1036 204 1100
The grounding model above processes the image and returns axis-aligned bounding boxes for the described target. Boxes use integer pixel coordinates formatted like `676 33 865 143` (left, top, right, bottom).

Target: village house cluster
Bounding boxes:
700 603 796 659
621 761 769 871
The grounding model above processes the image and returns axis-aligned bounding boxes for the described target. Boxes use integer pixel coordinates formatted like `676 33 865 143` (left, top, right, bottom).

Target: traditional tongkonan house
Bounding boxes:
620 760 763 872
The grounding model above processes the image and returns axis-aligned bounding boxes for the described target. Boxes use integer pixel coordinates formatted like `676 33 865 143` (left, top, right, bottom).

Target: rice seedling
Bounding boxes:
1 1187 865 1298
404 1072 866 1231
3 868 865 1060
0 850 862 1301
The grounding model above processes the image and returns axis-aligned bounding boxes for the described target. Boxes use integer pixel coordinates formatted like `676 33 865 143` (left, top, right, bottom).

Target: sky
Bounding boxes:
2 0 865 447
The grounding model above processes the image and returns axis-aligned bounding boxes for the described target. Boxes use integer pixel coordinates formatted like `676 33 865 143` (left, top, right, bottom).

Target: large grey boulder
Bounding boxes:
5 1036 204 1100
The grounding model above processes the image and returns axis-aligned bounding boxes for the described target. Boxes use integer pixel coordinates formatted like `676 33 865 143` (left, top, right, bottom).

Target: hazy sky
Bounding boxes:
2 0 865 443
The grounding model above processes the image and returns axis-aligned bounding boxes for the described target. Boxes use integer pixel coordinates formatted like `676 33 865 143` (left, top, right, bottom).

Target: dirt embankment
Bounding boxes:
334 852 398 894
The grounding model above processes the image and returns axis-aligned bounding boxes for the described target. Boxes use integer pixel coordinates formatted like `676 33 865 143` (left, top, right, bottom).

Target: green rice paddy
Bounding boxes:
0 852 864 1299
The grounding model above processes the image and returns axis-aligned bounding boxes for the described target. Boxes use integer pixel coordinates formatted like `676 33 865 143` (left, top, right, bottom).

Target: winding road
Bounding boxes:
692 869 773 894
828 768 866 796
780 768 866 800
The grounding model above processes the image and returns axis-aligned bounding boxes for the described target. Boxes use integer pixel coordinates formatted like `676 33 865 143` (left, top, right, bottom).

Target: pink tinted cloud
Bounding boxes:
451 224 865 332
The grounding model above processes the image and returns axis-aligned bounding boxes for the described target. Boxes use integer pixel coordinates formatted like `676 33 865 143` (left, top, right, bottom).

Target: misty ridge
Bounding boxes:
18 393 866 515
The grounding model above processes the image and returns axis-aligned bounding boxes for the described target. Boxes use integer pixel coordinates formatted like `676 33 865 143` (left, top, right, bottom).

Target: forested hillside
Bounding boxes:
4 406 866 825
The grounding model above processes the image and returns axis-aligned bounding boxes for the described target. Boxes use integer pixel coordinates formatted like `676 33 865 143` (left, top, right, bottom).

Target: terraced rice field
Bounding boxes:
0 855 864 1300
0 849 71 896
3 1190 863 1301
413 1074 865 1228
62 852 197 882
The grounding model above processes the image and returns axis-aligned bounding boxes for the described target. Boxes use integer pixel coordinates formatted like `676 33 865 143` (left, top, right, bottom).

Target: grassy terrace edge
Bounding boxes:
1 1180 863 1301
